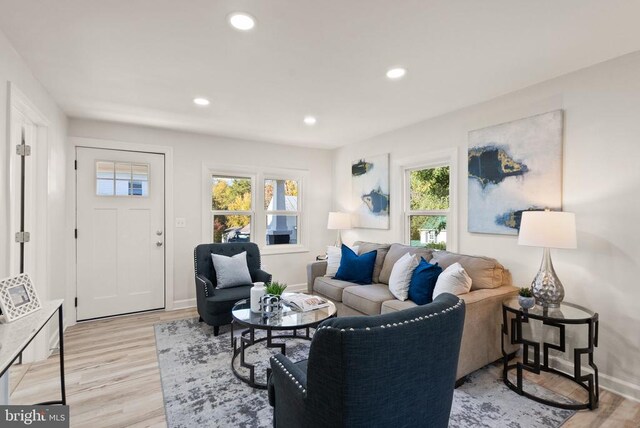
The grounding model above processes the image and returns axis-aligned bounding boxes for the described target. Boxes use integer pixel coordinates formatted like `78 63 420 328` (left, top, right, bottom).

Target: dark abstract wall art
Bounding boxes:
468 110 563 235
352 153 389 229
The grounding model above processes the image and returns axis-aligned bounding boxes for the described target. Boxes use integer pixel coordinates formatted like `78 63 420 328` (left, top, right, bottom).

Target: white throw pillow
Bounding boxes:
325 245 359 277
432 262 472 299
211 251 253 289
388 252 419 301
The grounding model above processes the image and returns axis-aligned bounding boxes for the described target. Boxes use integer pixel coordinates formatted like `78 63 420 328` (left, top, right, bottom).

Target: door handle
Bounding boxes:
156 241 163 247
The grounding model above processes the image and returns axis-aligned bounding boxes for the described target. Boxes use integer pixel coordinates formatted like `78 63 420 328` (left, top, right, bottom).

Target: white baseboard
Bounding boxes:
171 298 196 310
285 283 307 292
170 284 307 311
549 356 640 402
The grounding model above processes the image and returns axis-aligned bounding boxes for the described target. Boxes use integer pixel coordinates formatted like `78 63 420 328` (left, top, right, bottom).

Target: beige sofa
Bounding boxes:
307 241 518 380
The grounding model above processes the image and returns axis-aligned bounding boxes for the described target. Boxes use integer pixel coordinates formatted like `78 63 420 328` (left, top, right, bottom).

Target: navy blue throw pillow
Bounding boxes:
408 258 443 305
334 244 377 285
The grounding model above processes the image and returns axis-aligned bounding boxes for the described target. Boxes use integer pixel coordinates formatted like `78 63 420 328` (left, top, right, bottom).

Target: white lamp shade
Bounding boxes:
518 211 577 249
327 212 351 230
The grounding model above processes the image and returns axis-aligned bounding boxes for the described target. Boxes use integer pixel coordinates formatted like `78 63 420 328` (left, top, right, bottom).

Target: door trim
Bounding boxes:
7 82 51 362
71 137 175 323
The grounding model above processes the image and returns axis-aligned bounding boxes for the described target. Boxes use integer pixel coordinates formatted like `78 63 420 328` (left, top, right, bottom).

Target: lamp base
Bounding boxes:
531 247 565 308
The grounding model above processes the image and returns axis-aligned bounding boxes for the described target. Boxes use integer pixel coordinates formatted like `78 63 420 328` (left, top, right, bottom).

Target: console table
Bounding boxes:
0 299 66 405
502 298 598 410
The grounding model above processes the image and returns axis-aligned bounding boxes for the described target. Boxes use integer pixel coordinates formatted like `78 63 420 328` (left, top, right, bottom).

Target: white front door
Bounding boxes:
76 147 165 320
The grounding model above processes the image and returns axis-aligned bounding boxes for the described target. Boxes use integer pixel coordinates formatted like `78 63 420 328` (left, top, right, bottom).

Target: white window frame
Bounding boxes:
400 149 458 252
202 164 309 255
263 174 303 248
209 172 256 245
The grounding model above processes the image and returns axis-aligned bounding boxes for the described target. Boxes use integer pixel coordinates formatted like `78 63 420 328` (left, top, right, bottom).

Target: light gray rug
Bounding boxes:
155 318 575 428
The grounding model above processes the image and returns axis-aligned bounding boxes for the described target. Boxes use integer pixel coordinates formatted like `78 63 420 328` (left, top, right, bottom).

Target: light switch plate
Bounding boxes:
175 218 186 228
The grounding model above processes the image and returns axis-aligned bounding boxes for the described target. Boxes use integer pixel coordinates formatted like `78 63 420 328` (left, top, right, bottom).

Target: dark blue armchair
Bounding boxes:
268 293 465 428
194 242 271 335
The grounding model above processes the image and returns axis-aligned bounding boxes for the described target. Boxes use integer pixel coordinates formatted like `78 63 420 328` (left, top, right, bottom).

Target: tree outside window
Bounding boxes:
406 166 450 250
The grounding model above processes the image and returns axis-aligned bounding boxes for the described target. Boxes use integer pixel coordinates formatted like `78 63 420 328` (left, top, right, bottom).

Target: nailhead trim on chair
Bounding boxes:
271 358 307 394
315 298 464 332
270 298 463 396
195 275 210 298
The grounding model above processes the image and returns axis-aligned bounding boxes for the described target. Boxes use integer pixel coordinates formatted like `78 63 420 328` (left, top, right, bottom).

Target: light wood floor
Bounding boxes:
9 308 639 427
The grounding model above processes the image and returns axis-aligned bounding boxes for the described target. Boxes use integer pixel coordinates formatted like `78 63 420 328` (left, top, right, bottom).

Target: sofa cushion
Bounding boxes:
326 244 359 277
380 299 418 314
388 253 419 301
342 284 395 315
433 263 472 299
378 244 433 285
430 250 506 290
313 276 355 302
334 245 377 285
408 258 443 305
354 241 391 284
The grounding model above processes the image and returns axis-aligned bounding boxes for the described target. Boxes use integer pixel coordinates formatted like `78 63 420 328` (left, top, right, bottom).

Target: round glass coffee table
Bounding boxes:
230 296 337 389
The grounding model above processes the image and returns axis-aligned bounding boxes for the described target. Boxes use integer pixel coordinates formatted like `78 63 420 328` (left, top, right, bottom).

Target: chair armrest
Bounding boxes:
252 268 272 284
306 261 327 294
269 354 307 408
195 274 214 297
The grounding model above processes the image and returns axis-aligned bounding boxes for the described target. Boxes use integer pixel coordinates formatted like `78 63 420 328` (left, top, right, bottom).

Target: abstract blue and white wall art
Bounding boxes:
352 153 390 229
468 110 563 235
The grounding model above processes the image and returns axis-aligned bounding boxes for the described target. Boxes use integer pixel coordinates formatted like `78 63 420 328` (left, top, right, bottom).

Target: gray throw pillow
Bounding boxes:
211 251 253 289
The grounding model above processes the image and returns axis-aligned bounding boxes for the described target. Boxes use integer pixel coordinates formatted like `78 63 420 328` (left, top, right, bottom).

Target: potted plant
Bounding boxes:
518 287 535 309
265 281 287 297
261 281 288 316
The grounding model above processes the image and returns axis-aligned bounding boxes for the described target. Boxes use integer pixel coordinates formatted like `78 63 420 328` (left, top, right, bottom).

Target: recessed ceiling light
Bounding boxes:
228 12 256 31
386 67 407 80
193 97 210 106
303 116 317 126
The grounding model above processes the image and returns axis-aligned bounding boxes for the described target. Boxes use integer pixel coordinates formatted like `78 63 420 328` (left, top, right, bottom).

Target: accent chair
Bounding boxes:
268 293 465 428
194 242 272 335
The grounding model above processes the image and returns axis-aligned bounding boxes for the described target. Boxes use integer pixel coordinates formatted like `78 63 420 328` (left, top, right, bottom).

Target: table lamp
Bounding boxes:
517 209 577 308
327 212 351 247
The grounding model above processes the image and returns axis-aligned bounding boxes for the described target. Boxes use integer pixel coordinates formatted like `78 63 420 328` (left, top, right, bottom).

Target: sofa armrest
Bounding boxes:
307 261 328 294
195 274 214 297
252 268 273 284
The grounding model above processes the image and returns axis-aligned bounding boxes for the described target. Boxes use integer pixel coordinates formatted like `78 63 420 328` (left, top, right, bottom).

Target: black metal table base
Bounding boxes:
230 323 312 389
502 305 599 410
1 303 66 406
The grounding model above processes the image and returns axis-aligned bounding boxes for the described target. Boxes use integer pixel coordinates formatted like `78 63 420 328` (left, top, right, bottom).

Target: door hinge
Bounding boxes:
74 229 78 239
16 144 32 156
15 231 31 243
74 160 77 170
75 297 78 307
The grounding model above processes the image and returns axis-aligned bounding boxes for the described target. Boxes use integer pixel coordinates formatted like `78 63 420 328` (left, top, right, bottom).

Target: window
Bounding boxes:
405 165 450 250
207 168 307 252
210 176 253 243
264 178 299 245
96 161 149 196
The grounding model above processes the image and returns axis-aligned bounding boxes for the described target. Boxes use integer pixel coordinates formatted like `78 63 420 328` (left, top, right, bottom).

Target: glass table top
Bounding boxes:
504 297 596 321
232 295 337 330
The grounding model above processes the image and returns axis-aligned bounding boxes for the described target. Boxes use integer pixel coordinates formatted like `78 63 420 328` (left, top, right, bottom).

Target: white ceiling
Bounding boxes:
1 1 639 148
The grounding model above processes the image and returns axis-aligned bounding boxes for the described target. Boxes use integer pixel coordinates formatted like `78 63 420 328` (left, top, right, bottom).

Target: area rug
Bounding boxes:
155 317 575 428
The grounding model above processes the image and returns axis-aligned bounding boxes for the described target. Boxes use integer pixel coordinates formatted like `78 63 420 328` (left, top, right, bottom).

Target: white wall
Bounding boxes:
0 29 69 401
68 119 334 307
334 51 640 400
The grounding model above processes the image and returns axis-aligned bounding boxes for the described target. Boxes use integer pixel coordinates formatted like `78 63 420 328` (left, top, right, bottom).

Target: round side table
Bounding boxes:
502 298 599 410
